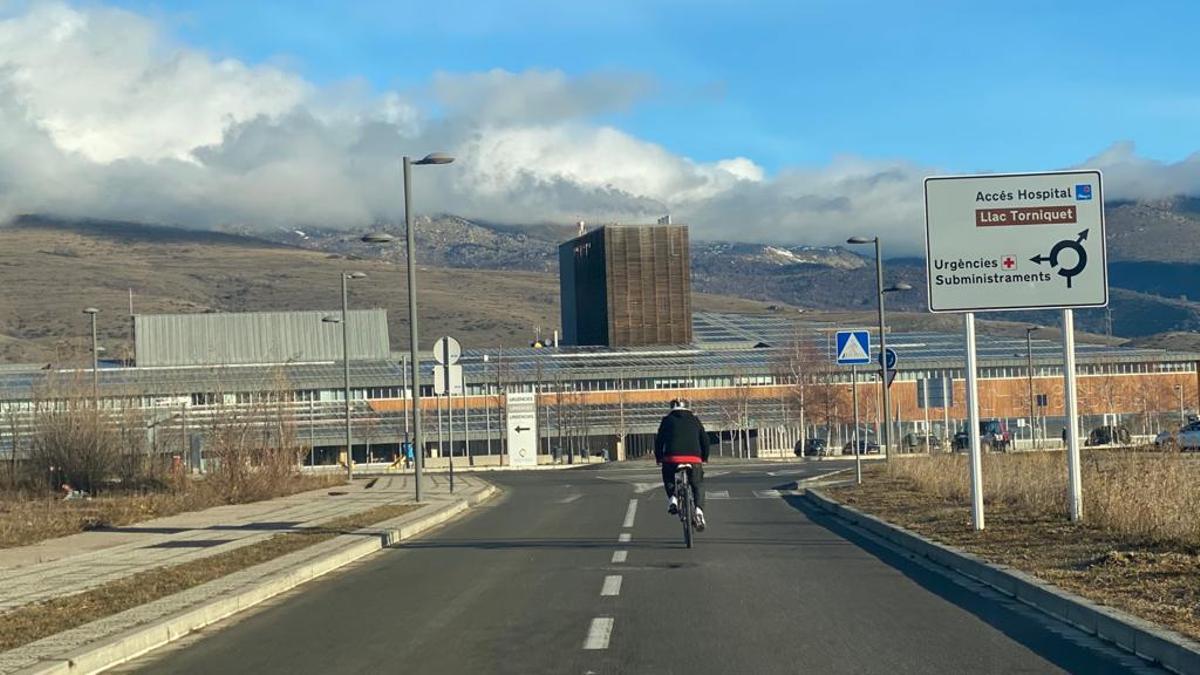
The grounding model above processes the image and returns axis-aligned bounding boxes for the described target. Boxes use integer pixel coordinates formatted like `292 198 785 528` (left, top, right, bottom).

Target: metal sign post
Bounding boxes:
434 336 462 493
925 170 1105 528
836 330 870 483
1062 310 1083 519
851 365 862 485
964 313 985 530
922 378 931 453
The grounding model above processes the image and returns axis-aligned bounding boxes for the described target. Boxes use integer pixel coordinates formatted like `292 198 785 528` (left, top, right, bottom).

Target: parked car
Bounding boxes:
1159 421 1200 450
1177 424 1200 451
796 438 828 457
953 420 1012 452
1084 425 1132 447
843 439 881 455
901 433 943 452
1154 430 1176 448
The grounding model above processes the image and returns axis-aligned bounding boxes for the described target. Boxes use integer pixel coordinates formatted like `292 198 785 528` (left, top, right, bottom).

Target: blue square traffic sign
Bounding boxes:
1075 184 1092 200
835 330 871 365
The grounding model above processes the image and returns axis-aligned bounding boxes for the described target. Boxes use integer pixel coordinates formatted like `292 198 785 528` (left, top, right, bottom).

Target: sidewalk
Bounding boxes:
0 473 462 613
0 474 495 674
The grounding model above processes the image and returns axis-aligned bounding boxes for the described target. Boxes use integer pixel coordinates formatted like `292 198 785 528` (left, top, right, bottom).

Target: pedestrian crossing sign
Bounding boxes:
835 330 871 365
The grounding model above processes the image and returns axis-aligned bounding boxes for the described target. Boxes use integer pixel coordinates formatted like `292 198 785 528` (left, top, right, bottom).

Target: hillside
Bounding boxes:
7 190 1200 364
0 219 776 364
1105 198 1200 262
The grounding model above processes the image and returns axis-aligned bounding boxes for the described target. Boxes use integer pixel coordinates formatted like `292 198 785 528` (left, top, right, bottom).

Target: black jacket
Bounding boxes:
655 409 711 463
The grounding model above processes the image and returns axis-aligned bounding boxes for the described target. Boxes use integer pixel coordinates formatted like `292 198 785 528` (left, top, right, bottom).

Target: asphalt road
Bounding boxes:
123 460 1160 674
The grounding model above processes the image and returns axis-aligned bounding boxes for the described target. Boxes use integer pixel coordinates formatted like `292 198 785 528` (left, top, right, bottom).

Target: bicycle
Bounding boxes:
674 464 697 548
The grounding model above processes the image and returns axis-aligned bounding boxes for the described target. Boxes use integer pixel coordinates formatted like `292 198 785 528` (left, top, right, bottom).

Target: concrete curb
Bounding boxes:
12 483 500 675
804 489 1200 675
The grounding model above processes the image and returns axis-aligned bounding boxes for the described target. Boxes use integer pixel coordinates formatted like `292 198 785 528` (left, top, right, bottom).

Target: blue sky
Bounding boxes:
107 0 1200 175
1 1 1197 248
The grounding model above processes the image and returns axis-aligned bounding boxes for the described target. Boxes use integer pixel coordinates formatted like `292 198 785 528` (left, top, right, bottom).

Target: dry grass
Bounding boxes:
0 474 346 549
0 501 419 651
886 451 1200 546
829 452 1200 641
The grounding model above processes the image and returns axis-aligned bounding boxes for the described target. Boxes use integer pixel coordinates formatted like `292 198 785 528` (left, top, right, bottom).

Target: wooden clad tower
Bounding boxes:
559 224 692 347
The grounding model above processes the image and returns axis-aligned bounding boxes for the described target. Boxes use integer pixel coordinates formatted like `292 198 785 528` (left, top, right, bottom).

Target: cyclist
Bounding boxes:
654 398 711 531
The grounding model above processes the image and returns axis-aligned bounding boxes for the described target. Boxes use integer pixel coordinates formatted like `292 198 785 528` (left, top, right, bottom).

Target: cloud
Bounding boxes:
1083 141 1200 203
0 2 1197 256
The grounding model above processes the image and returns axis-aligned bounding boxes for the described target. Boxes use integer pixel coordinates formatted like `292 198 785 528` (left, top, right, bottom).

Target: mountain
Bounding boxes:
0 218 777 364
8 191 1200 357
225 216 568 273
230 200 1200 339
1105 197 1200 262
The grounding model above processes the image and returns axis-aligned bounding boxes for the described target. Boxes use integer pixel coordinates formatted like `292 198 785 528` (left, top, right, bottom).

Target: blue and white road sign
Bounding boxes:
879 347 898 371
835 330 871 366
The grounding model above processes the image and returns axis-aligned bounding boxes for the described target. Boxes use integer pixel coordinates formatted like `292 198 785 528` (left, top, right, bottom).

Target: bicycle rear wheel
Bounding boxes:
679 474 693 548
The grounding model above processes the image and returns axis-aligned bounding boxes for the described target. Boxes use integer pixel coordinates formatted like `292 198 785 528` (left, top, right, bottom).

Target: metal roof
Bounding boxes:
135 310 391 367
1 312 1196 402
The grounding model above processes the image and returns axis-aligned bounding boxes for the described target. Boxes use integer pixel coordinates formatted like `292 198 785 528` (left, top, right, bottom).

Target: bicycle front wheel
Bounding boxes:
679 476 693 549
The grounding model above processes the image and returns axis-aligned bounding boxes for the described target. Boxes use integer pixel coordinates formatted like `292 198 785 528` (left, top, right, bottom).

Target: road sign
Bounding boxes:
924 170 1107 312
835 330 871 366
878 347 897 371
432 336 461 364
432 365 463 395
505 392 538 467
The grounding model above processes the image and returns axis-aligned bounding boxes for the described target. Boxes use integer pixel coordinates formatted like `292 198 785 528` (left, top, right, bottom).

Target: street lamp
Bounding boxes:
849 235 910 460
362 152 455 503
82 308 100 406
325 271 366 482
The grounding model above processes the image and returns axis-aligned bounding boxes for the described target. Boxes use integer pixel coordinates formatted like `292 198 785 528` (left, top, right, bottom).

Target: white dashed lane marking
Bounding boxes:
706 490 729 499
622 499 638 528
618 533 631 543
611 550 627 564
583 618 615 650
600 575 623 597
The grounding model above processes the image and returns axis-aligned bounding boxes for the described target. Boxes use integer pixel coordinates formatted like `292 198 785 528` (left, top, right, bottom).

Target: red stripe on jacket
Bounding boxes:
665 455 704 464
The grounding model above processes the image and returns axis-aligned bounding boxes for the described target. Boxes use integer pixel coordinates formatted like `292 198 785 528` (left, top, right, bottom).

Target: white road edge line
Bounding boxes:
618 533 631 543
612 550 628 563
600 575 623 596
622 499 638 528
583 617 615 650
558 494 582 504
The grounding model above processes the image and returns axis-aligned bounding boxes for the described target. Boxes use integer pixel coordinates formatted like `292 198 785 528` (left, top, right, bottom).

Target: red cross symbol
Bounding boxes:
1001 255 1017 270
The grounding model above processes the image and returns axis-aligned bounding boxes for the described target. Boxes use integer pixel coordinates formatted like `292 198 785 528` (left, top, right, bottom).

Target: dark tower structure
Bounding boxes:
559 224 693 347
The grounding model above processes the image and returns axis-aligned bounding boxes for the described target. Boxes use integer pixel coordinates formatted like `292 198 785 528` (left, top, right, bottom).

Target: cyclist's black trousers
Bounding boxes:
662 463 704 509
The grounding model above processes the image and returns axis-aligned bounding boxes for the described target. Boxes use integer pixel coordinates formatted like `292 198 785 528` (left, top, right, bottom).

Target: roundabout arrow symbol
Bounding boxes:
1031 229 1089 289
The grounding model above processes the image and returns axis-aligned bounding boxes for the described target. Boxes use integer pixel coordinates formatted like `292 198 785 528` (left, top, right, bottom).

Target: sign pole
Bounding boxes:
852 365 862 485
942 378 951 448
923 378 931 453
1062 309 1082 521
965 312 985 531
436 392 444 460
443 339 455 493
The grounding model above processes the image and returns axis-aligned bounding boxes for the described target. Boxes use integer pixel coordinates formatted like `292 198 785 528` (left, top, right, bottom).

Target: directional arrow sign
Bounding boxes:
924 170 1107 312
505 392 538 467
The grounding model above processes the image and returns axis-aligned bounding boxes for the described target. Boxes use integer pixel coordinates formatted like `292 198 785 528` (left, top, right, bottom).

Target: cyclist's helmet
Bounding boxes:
670 398 690 410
